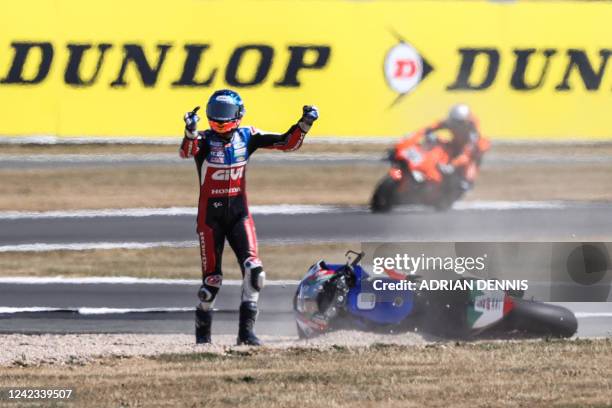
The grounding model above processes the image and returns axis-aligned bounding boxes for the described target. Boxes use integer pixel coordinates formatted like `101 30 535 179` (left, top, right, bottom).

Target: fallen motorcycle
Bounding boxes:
294 251 578 339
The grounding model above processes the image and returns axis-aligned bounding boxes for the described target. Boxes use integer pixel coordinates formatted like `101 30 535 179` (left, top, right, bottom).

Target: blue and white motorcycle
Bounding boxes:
294 251 577 339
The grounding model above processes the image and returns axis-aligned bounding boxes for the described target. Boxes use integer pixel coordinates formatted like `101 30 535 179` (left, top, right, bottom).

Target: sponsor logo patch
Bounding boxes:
215 95 234 103
209 147 225 164
211 167 244 181
211 187 242 195
204 274 223 288
208 155 225 164
384 37 433 100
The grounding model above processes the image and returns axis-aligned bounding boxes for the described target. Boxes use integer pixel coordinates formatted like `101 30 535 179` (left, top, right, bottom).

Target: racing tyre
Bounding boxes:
433 195 454 212
505 298 578 338
296 322 308 339
371 177 398 213
434 175 462 211
294 290 312 339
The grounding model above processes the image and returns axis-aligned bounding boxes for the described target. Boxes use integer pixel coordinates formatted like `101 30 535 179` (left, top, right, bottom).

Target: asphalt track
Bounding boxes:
0 282 610 338
1 203 611 338
0 282 297 336
0 153 378 169
1 152 611 169
2 203 612 247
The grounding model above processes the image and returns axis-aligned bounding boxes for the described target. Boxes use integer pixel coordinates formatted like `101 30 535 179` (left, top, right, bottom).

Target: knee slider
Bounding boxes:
242 257 265 303
198 274 222 310
244 257 265 291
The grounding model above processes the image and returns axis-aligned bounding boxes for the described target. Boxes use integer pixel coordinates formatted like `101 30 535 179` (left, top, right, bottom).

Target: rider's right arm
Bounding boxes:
180 106 204 159
396 121 444 150
393 121 445 161
179 132 204 159
423 120 446 137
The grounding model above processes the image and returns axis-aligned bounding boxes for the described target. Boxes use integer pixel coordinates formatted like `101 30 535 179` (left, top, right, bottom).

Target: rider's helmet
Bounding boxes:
206 89 245 134
294 261 338 337
446 103 475 144
447 103 472 127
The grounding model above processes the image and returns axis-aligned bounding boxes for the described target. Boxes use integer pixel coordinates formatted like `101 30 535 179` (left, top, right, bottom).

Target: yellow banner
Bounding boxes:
1 0 611 139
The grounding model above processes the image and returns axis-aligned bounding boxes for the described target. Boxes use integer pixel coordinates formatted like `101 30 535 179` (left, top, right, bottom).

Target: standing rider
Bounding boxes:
395 103 490 191
179 89 319 345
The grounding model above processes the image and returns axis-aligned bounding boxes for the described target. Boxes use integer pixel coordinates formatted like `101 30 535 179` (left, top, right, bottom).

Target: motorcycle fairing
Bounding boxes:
466 288 513 330
344 265 415 324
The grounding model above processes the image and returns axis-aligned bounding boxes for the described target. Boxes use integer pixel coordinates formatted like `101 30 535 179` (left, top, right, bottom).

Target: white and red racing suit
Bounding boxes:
179 124 306 309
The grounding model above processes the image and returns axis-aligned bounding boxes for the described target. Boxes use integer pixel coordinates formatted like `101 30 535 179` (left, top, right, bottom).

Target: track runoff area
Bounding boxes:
0 139 611 407
0 138 609 361
1 201 612 338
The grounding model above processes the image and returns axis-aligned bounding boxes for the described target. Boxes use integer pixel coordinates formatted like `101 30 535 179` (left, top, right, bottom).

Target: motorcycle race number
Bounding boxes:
357 292 376 311
403 148 423 165
467 289 505 330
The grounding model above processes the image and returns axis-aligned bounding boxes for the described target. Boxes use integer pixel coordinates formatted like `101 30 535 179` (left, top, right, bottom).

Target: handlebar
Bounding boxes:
345 250 365 268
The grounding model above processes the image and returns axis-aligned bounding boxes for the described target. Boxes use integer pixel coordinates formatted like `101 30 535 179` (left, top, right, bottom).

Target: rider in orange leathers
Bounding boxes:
394 104 490 193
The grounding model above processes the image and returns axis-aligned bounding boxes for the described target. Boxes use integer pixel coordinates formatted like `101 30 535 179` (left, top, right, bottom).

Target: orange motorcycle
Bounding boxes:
370 133 474 212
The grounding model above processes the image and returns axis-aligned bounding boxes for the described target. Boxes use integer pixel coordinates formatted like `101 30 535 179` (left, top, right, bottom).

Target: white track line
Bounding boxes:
574 312 612 318
0 276 298 285
0 306 286 314
0 238 354 252
1 308 610 317
396 201 570 211
249 204 362 215
4 153 612 167
0 201 580 221
0 307 195 314
452 201 568 210
0 208 196 220
0 242 197 252
0 205 362 220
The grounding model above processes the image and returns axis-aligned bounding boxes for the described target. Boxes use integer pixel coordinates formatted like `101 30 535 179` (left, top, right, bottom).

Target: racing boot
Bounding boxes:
195 308 212 344
237 301 262 346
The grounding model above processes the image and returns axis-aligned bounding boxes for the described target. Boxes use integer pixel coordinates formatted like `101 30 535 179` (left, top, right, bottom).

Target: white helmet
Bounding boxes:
447 104 472 125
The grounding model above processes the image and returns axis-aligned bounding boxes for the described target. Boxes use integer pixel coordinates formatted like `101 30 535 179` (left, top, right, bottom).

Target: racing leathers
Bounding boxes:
179 120 310 344
395 116 490 189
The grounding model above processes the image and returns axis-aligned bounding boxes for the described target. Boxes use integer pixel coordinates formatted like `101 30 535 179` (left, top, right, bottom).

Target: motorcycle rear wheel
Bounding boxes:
505 298 578 338
370 176 398 213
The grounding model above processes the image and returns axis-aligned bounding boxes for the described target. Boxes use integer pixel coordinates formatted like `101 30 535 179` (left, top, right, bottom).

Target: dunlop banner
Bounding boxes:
0 0 611 139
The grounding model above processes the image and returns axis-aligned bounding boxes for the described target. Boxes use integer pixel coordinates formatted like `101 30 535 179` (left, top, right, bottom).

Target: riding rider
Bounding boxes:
394 104 490 190
179 89 319 345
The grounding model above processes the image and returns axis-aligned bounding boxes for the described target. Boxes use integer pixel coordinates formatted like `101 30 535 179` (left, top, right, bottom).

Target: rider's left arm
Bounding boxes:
247 106 318 154
248 125 307 154
450 143 479 168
